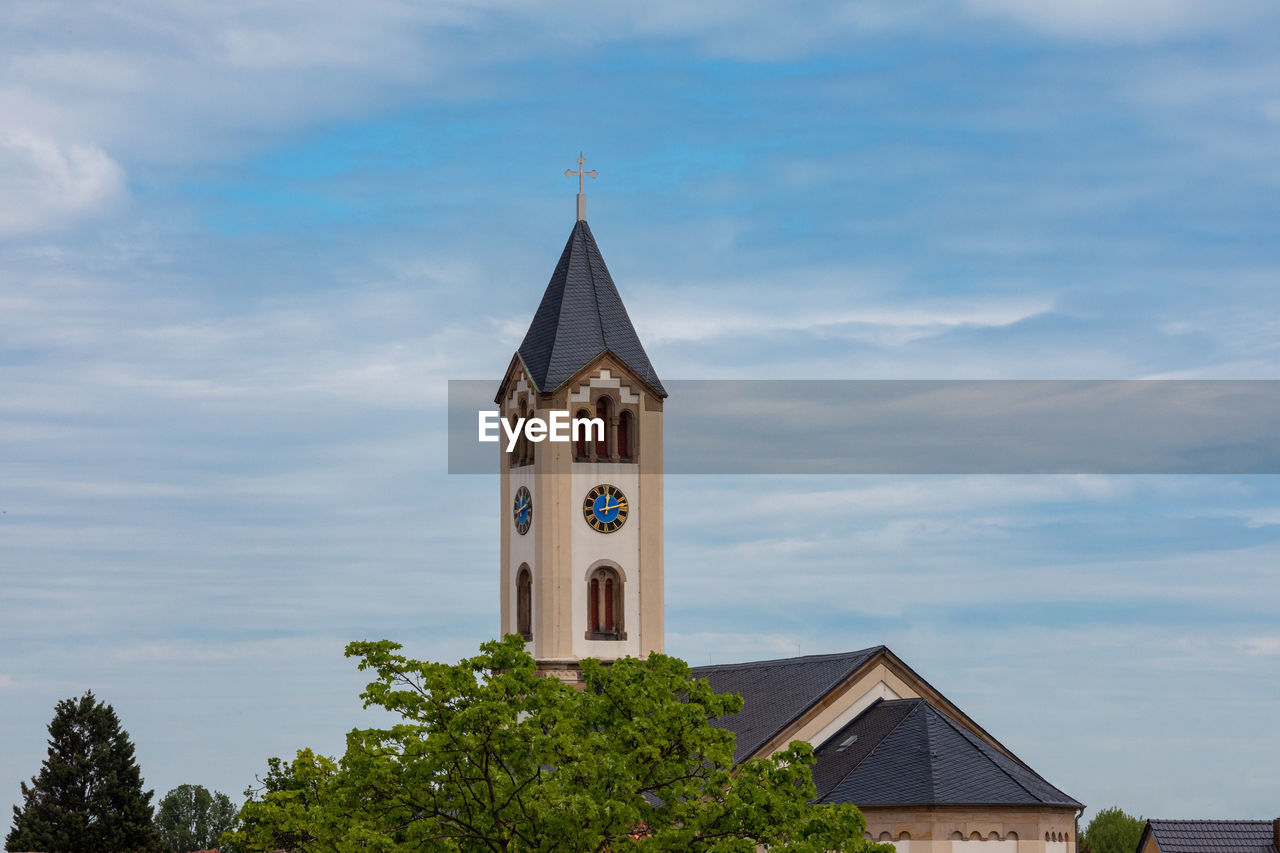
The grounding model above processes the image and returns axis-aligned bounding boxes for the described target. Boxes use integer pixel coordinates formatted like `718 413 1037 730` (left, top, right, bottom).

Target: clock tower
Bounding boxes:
495 168 666 682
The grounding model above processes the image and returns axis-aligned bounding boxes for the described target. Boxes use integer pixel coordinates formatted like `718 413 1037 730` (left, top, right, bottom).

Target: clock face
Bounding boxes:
583 484 628 533
513 486 532 535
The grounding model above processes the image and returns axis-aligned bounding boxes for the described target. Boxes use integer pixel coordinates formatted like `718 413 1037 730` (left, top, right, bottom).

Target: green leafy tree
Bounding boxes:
1080 807 1145 853
155 785 239 853
6 691 159 853
230 636 891 853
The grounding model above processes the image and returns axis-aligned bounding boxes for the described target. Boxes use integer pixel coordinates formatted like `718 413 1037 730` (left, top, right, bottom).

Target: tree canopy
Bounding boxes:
231 636 889 853
1080 806 1145 853
6 691 159 853
154 784 239 853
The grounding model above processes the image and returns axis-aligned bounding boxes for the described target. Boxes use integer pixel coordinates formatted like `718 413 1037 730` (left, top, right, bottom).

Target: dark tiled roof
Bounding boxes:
517 220 665 396
691 648 883 763
1144 820 1279 853
814 698 1082 808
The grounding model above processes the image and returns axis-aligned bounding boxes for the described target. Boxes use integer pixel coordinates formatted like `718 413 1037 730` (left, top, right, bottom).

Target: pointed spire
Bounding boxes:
517 220 665 396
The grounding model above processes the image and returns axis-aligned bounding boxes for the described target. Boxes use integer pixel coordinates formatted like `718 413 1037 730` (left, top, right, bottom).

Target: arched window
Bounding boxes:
595 397 612 460
897 832 912 842
516 565 532 640
617 410 633 461
574 408 591 461
586 565 623 639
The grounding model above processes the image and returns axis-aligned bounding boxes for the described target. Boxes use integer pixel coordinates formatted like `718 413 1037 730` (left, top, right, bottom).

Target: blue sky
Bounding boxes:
2 0 1279 827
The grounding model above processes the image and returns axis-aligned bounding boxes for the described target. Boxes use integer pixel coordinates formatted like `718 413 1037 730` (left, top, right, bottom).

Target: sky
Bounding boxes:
2 0 1280 828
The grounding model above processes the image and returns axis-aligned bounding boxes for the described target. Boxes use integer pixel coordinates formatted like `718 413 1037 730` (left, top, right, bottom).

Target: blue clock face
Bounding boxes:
583 484 628 533
513 486 532 535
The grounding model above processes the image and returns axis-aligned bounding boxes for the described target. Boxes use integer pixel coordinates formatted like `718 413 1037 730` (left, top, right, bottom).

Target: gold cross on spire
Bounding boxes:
565 153 597 221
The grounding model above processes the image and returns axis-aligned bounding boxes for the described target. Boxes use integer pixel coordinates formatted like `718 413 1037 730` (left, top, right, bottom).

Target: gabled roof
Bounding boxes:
516 220 665 396
1141 820 1279 853
692 648 883 763
812 698 1081 808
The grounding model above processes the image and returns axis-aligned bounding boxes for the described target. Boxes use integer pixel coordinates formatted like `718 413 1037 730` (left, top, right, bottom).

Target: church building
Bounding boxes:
494 162 1082 852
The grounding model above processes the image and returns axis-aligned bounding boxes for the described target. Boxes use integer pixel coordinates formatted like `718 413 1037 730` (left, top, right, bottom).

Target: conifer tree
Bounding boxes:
6 691 159 853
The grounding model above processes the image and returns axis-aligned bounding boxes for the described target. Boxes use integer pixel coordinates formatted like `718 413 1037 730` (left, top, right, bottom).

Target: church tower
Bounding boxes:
495 162 666 682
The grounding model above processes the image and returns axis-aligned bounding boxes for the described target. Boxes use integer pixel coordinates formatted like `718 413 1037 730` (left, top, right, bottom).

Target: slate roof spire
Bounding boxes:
516 219 666 396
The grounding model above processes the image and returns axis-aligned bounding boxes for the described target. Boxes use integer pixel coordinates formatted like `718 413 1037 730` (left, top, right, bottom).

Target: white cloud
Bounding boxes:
0 131 125 237
628 283 1052 347
962 0 1271 42
1238 635 1280 656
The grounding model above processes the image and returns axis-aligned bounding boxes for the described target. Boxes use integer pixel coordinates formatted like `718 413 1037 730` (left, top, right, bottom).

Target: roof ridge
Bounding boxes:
546 223 582 373
694 647 885 671
929 702 1044 804
920 698 941 804
534 226 574 381
1150 819 1275 825
580 222 608 353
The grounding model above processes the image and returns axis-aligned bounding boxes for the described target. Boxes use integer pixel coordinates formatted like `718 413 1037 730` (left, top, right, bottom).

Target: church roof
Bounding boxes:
693 648 884 763
516 220 665 396
1141 821 1279 853
812 698 1082 808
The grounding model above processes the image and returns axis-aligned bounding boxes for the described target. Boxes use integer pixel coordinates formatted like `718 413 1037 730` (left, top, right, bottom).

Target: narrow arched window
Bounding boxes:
588 577 599 630
586 565 623 639
574 408 590 461
521 402 535 467
595 397 611 459
507 413 520 468
617 410 632 461
516 566 532 640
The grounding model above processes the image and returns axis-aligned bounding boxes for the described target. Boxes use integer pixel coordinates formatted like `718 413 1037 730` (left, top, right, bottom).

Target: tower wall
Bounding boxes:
497 356 664 679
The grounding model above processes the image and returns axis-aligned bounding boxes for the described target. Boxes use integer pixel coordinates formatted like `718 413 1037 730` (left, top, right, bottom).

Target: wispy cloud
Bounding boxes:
0 131 125 236
1238 635 1280 657
962 0 1275 42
